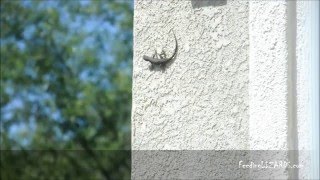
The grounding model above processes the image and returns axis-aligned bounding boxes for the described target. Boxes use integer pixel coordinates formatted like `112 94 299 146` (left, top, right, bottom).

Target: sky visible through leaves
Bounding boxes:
1 0 133 179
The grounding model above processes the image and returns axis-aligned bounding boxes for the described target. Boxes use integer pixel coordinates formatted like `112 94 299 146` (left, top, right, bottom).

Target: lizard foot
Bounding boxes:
159 50 167 59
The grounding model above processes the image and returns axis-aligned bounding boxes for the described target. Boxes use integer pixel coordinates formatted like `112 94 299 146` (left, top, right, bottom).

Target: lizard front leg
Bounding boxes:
152 50 159 59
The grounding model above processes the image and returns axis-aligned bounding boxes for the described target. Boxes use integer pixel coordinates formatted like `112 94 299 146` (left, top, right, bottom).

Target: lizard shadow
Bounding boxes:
148 54 177 72
191 0 227 8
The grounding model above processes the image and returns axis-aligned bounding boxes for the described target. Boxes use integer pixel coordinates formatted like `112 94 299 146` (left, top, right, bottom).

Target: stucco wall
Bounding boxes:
132 0 313 179
249 0 289 150
132 0 249 150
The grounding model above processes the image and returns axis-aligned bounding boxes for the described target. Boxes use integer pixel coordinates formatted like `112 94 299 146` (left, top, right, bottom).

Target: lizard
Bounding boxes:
143 30 178 66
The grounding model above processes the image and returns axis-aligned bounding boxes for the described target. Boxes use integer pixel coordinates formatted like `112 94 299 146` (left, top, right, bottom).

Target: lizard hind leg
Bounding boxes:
149 63 155 70
159 50 167 59
159 63 166 69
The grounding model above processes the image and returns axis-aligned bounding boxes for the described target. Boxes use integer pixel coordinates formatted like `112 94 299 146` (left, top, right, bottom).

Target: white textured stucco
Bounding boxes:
133 0 249 150
249 0 289 150
132 0 314 179
248 1 291 179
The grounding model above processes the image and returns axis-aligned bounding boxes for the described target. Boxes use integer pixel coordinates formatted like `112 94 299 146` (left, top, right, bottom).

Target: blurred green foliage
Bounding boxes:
0 0 132 179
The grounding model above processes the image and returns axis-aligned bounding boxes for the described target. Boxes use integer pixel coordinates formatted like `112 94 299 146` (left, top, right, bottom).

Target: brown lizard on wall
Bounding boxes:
143 30 178 66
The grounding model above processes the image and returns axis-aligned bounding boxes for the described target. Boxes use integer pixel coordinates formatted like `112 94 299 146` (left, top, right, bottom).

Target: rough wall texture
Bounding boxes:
132 0 249 150
249 0 289 150
133 0 312 179
248 1 291 178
